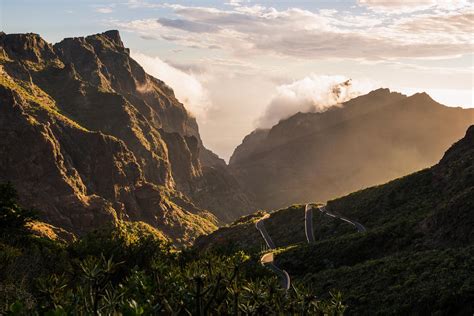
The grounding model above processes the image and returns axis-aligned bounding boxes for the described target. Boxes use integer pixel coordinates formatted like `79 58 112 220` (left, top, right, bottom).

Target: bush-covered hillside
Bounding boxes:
276 126 474 314
194 204 356 254
197 126 474 314
0 182 344 315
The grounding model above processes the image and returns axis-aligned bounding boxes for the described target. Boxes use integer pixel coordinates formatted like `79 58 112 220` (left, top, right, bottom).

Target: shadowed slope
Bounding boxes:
230 89 473 210
196 125 474 313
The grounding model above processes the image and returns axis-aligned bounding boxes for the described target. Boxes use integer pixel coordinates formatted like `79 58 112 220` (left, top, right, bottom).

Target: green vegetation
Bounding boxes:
0 66 57 110
194 204 357 254
299 246 474 315
272 129 474 314
0 183 345 315
0 66 88 131
0 182 36 238
198 127 474 314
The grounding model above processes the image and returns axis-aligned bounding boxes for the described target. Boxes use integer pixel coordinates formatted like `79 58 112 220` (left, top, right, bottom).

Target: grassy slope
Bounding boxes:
196 126 474 314
300 246 474 314
274 126 474 314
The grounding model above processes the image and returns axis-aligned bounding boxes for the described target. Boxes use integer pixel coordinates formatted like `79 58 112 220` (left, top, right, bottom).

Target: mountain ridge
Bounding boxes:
195 125 474 313
0 30 254 244
229 88 473 210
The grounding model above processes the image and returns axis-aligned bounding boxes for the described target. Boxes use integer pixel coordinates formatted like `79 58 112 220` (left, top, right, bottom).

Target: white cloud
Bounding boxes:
358 0 471 13
226 0 250 7
109 2 473 159
113 3 473 60
131 51 212 121
358 0 436 11
96 7 114 14
93 4 115 14
257 75 375 128
126 0 162 9
358 0 472 14
395 9 474 39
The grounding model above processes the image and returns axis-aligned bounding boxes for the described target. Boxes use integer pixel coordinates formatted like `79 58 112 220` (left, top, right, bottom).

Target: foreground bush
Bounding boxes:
0 183 345 315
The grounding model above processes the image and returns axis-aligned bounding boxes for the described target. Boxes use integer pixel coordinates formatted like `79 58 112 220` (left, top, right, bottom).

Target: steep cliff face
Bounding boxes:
0 31 252 243
230 88 474 210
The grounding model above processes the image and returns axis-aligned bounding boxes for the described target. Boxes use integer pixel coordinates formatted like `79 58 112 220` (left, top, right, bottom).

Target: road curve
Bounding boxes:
255 214 276 249
260 253 291 291
318 205 367 232
255 215 291 291
257 204 365 291
304 204 366 243
304 204 316 244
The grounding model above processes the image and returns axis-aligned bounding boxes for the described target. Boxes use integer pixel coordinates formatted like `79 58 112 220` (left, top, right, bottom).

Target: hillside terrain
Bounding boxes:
0 182 345 314
196 125 474 313
230 88 474 210
0 30 253 244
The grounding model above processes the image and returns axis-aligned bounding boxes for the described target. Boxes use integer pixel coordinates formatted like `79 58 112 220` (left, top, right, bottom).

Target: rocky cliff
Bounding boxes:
230 88 474 210
0 30 253 244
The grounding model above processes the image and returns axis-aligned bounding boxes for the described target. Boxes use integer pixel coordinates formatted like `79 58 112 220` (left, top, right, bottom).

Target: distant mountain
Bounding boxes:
230 88 474 210
196 125 474 314
0 30 253 244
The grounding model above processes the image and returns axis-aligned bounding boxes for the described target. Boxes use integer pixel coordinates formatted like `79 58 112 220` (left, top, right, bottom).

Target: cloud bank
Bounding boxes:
112 1 472 160
114 2 473 60
257 75 375 128
358 0 469 12
131 51 211 120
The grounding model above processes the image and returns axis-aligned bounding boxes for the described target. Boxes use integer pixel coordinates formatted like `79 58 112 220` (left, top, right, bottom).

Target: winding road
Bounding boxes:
305 204 366 244
304 204 316 244
260 252 291 291
256 203 366 291
255 214 276 249
255 215 291 290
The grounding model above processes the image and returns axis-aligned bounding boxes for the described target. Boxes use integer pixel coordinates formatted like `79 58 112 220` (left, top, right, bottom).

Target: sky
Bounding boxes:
1 0 473 160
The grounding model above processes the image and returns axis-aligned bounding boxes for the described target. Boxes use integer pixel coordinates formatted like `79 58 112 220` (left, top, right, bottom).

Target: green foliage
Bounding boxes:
1 232 345 315
273 133 474 314
300 246 474 315
0 182 36 238
196 128 474 314
0 184 345 315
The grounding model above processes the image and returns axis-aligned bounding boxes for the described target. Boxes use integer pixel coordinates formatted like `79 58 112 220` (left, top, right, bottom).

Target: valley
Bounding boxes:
196 125 474 313
0 24 472 314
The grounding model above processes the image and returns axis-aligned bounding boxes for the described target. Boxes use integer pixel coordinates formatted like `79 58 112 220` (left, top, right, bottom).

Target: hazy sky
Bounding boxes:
1 0 473 160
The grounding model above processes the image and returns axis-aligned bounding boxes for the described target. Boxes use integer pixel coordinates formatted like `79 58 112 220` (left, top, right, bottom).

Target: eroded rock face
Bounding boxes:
0 31 253 244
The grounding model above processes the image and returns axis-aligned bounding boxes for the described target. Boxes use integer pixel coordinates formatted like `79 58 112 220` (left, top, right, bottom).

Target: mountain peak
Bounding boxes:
370 87 391 95
0 32 55 63
411 91 432 100
101 30 123 47
83 30 124 49
81 30 127 54
405 91 439 107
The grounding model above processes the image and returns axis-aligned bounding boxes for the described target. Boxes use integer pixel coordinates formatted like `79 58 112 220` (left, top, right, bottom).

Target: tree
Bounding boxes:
0 182 36 237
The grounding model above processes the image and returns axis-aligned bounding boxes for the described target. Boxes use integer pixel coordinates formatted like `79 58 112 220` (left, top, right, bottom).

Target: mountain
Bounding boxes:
229 88 474 211
195 125 474 313
0 30 253 244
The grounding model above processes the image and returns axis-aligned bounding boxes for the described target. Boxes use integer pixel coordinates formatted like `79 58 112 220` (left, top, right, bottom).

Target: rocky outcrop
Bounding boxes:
230 88 474 210
0 31 252 244
229 129 269 165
